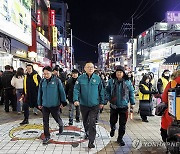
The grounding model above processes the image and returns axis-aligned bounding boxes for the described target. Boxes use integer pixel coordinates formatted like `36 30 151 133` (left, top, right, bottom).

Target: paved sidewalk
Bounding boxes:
0 100 167 154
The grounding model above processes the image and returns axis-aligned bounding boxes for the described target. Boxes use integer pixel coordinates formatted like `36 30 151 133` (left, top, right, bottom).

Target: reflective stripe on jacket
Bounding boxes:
24 74 39 94
161 77 169 91
139 84 150 100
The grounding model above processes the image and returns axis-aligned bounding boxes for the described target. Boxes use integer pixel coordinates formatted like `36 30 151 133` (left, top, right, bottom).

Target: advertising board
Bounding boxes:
0 0 32 46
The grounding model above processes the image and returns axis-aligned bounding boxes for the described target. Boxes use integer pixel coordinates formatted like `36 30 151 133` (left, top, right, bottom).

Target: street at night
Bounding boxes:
0 0 180 154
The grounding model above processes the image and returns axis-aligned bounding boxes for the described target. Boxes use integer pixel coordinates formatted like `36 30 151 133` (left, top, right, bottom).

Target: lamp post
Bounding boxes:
70 29 73 70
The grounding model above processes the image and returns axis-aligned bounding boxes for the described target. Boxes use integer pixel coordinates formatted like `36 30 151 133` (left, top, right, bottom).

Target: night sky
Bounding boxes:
65 0 180 63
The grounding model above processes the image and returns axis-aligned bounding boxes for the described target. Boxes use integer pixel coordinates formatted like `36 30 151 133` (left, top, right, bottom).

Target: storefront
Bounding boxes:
0 35 12 71
11 39 30 70
36 31 51 75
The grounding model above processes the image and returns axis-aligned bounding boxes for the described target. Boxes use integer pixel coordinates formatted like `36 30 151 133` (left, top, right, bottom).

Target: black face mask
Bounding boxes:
164 75 170 80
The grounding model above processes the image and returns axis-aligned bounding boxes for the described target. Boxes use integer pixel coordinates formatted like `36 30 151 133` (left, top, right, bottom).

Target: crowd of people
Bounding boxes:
0 62 179 150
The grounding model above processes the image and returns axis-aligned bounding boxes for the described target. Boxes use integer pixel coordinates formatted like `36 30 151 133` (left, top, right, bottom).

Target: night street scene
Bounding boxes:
0 0 180 154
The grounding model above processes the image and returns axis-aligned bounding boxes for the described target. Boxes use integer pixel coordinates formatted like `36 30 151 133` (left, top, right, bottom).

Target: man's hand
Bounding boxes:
99 104 104 109
74 101 79 106
38 106 42 110
60 104 64 109
130 105 134 110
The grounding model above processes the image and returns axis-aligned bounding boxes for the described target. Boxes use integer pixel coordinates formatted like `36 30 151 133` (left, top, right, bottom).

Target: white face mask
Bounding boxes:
164 73 170 77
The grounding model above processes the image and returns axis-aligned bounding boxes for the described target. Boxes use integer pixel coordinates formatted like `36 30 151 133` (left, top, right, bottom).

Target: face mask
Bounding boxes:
164 74 169 77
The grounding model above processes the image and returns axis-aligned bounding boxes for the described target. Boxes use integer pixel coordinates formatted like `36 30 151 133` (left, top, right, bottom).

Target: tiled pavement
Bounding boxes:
0 100 167 154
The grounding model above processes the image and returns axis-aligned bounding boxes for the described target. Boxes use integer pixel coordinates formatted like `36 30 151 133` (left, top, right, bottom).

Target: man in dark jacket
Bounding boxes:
20 64 41 125
65 69 80 125
1 65 16 112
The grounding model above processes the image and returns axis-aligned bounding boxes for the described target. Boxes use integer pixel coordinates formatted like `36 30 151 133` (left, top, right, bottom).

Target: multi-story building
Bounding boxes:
50 0 71 69
108 35 128 70
98 42 109 71
0 0 32 70
136 22 180 76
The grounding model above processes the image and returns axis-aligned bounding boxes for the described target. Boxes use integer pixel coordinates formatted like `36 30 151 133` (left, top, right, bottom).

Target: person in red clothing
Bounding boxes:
161 70 180 142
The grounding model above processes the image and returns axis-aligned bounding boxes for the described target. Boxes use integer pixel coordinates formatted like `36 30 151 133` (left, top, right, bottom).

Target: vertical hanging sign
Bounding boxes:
37 10 41 26
52 26 57 47
50 10 55 26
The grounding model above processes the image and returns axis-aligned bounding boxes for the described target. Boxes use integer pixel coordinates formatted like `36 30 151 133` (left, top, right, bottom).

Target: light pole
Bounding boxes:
70 29 73 70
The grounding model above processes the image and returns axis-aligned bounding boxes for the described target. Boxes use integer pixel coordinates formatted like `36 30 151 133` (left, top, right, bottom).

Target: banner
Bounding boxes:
0 0 32 46
52 26 57 47
50 10 55 26
37 10 41 26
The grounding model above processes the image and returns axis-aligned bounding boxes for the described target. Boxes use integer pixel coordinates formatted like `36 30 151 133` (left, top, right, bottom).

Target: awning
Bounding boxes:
163 53 180 65
140 58 164 64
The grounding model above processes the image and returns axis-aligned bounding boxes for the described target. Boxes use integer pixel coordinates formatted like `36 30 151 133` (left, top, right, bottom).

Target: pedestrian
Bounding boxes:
1 65 17 112
0 70 4 105
157 70 170 94
106 65 135 146
139 74 157 122
37 66 67 144
127 71 135 87
73 61 105 149
160 70 180 142
11 67 24 114
20 64 41 125
65 69 80 125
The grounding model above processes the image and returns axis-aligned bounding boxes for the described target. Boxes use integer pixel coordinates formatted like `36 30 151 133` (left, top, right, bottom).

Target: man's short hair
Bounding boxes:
72 69 79 74
43 66 52 72
5 65 11 70
84 61 94 67
26 64 33 69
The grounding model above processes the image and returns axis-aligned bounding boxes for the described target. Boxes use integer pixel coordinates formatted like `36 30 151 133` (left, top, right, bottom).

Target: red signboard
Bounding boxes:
37 10 41 26
50 10 55 26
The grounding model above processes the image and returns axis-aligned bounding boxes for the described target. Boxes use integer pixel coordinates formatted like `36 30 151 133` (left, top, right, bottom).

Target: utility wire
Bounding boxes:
133 0 151 20
131 0 144 18
63 28 98 49
72 35 98 49
134 0 158 20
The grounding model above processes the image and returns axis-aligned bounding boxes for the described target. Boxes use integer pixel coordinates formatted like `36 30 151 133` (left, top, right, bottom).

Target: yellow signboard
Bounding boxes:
52 26 57 47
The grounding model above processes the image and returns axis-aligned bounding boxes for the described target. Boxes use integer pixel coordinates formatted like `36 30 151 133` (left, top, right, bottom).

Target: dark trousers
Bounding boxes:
42 106 63 138
69 102 80 121
4 89 17 112
22 103 30 119
141 115 147 121
22 103 40 119
0 89 4 105
110 107 128 139
160 127 168 142
80 104 99 143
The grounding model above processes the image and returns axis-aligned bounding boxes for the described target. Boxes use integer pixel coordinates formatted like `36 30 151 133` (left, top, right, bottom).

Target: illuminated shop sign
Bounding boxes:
52 26 57 47
166 11 180 23
0 0 32 46
37 10 41 26
50 10 55 26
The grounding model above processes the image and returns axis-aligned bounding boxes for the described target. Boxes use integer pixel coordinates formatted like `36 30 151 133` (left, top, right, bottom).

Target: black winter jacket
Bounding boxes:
65 77 77 103
1 71 14 89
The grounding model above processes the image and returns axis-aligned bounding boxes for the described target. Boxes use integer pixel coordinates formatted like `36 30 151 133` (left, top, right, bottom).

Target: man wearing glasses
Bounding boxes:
73 61 105 149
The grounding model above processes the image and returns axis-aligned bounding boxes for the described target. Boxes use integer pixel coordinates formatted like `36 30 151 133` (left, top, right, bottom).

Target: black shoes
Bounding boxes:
76 118 80 123
142 119 149 122
20 119 29 125
88 142 95 149
110 129 115 137
69 120 73 125
117 138 125 146
43 137 50 144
